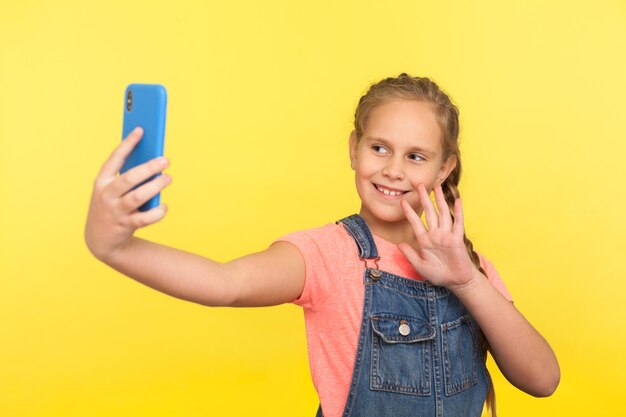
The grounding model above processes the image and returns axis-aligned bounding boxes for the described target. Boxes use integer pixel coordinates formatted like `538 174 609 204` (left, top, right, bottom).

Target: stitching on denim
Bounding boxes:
341 271 373 417
370 271 451 298
370 325 432 396
441 315 479 396
336 214 488 415
374 279 451 299
370 317 435 343
375 282 434 299
337 214 379 259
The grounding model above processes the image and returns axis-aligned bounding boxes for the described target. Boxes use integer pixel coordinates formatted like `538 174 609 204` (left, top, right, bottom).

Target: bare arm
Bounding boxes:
452 270 559 397
97 237 305 308
398 184 560 397
85 127 305 308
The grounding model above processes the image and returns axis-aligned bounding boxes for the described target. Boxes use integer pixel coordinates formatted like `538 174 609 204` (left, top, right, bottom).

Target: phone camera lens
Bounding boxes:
126 90 133 111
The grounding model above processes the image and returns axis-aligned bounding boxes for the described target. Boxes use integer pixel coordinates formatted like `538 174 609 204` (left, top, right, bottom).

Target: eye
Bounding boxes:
408 153 425 161
371 145 389 154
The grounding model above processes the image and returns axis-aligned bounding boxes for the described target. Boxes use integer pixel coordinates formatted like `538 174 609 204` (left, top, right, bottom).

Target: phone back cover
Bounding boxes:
121 83 167 211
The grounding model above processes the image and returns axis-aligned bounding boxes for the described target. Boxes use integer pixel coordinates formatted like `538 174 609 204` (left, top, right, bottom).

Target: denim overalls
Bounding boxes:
315 214 491 417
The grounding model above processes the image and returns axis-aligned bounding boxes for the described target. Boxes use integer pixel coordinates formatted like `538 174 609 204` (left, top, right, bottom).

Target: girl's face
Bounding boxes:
349 99 457 228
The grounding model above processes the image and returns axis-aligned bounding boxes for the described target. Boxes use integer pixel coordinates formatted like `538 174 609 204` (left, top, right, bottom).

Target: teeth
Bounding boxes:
376 185 404 196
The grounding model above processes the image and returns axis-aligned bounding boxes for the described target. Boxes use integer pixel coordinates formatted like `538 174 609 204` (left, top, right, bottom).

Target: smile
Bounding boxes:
374 183 409 197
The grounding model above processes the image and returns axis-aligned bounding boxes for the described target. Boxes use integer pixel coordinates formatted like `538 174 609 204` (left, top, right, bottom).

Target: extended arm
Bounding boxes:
85 127 305 308
94 237 305 308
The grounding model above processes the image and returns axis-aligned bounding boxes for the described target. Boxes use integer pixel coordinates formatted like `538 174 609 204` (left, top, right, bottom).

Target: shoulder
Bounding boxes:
275 221 355 254
271 219 358 308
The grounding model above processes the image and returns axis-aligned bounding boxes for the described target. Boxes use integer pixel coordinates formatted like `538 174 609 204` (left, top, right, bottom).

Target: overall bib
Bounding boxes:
315 214 491 417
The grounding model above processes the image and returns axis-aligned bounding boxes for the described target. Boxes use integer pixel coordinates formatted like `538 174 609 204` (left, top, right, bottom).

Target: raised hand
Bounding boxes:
84 127 172 263
400 186 561 397
397 183 479 291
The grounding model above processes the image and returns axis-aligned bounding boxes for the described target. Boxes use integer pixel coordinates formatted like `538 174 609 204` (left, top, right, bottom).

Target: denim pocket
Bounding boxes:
441 314 480 396
370 314 435 396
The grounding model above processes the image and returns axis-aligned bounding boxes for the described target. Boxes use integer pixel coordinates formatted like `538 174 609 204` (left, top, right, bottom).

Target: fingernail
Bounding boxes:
134 127 143 134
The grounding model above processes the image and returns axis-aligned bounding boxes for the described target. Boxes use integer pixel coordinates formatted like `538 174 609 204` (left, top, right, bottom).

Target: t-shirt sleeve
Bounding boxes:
272 227 335 309
477 252 514 302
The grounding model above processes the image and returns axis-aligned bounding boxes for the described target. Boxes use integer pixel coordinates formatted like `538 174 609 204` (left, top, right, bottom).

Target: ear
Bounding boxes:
435 154 458 187
349 131 359 170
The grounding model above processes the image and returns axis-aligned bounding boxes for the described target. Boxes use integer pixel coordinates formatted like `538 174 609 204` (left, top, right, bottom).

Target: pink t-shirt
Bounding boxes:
274 221 513 417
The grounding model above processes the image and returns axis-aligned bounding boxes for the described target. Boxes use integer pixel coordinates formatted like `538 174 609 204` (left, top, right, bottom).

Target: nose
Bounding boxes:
382 157 404 180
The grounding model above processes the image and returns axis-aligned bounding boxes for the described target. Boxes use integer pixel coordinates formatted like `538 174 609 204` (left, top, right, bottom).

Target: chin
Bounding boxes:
377 212 407 223
363 205 408 224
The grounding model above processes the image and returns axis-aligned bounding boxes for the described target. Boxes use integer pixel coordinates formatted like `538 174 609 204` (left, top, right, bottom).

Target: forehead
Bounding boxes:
363 99 443 153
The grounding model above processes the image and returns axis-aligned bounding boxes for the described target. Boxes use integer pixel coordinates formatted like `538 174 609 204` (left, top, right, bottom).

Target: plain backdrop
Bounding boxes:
1 1 625 416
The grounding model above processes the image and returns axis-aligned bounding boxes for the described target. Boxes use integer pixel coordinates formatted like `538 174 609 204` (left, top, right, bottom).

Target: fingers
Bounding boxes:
451 197 465 238
127 204 169 229
401 198 427 236
107 155 169 198
433 185 452 231
418 183 438 229
120 172 172 213
407 183 466 238
97 127 144 182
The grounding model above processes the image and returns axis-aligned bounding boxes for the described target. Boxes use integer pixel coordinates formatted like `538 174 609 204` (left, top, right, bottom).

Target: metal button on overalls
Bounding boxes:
369 268 382 280
399 320 411 336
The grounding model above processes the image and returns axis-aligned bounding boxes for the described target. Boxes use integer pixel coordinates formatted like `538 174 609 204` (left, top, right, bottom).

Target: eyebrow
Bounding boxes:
364 136 437 157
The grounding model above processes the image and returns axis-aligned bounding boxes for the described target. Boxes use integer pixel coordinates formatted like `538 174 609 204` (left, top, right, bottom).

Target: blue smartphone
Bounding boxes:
120 83 168 212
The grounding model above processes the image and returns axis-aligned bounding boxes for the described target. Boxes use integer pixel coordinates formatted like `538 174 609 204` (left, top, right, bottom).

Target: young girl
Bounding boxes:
85 73 559 417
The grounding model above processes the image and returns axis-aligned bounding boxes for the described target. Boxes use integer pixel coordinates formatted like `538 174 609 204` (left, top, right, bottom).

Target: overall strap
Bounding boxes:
336 214 379 260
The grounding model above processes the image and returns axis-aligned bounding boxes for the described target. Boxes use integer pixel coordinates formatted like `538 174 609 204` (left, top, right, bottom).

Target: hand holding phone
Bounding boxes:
120 83 168 211
85 127 172 263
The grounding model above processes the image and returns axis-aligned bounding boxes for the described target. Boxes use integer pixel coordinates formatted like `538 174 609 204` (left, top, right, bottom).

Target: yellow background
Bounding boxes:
1 0 625 415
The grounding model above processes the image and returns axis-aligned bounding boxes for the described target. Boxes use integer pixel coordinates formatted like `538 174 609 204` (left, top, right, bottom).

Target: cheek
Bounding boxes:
408 166 441 185
354 160 376 179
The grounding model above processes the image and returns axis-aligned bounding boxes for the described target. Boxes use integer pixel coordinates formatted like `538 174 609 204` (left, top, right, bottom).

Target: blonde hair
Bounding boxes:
352 73 496 416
